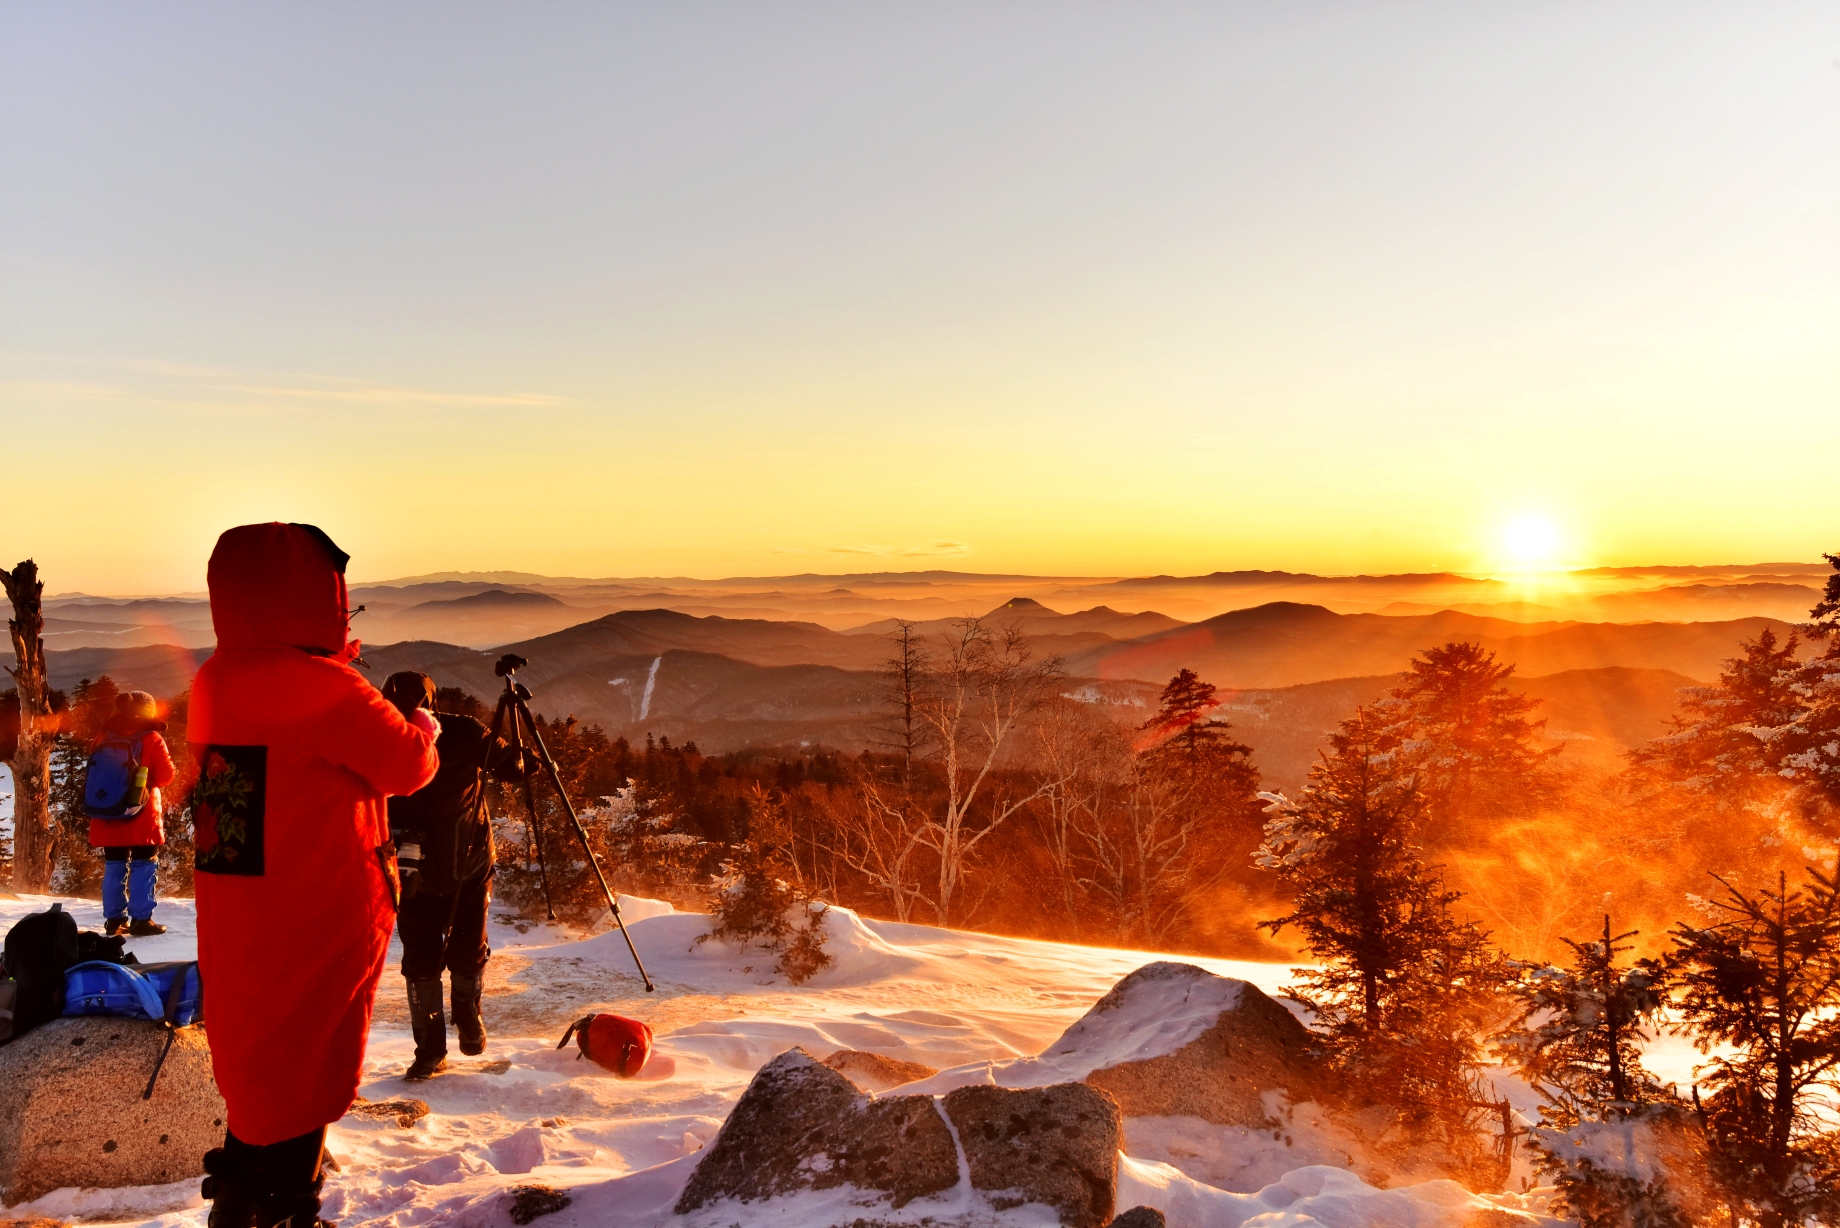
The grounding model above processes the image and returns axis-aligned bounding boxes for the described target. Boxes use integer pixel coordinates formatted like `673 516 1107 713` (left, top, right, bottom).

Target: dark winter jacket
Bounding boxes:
387 714 520 895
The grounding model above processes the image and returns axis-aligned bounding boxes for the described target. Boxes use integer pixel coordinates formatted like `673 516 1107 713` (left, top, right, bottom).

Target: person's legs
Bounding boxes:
127 845 159 921
398 888 460 1079
202 1125 327 1228
397 888 456 983
101 848 129 929
446 867 494 1056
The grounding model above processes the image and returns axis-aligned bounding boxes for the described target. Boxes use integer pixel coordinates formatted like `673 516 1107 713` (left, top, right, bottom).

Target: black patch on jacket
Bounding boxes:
194 745 267 876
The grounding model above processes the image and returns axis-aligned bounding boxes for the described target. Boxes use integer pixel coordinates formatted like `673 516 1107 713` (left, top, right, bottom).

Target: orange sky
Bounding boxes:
4 4 1837 594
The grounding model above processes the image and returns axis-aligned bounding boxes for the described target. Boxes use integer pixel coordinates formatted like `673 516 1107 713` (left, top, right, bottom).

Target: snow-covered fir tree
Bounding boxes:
1259 705 1513 1186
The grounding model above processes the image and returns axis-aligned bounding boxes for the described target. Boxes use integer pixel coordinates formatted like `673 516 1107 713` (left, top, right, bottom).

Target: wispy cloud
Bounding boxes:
822 542 972 557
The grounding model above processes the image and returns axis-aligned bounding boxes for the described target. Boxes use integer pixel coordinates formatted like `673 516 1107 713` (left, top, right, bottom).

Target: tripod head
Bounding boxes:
494 653 532 699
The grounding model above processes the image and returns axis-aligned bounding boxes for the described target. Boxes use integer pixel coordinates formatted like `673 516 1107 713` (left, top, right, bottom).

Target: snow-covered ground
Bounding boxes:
0 891 1682 1228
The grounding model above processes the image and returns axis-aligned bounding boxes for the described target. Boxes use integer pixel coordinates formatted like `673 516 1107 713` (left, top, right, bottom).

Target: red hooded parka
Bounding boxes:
85 717 174 849
188 523 437 1144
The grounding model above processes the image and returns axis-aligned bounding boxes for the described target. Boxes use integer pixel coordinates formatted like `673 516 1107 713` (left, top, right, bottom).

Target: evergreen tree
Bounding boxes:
1782 558 1840 812
1807 553 1840 641
1627 627 1829 892
1139 668 1246 763
1632 628 1806 792
698 785 832 984
1138 667 1264 878
433 685 487 723
1503 915 1668 1128
1670 870 1840 1228
1259 705 1512 1180
1380 642 1559 842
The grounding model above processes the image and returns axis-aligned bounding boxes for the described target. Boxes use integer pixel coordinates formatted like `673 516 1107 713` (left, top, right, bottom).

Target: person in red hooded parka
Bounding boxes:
88 690 176 937
188 523 437 1228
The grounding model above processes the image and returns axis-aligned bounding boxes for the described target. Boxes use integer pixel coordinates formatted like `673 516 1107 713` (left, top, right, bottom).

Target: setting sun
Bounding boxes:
1502 514 1561 567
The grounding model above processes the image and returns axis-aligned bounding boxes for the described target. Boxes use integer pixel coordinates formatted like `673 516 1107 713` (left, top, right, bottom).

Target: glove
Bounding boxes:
397 841 423 903
408 708 442 740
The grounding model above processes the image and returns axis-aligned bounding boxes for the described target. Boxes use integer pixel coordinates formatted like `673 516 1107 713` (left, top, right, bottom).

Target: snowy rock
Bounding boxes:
0 1017 224 1206
344 1097 430 1128
504 1183 571 1225
944 1083 1123 1228
674 1047 959 1213
1107 1208 1166 1228
1066 962 1317 1126
823 1049 939 1092
901 962 1320 1129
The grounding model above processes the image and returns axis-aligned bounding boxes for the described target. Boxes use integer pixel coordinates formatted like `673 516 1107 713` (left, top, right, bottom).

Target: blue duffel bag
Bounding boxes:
62 959 203 1099
63 960 202 1026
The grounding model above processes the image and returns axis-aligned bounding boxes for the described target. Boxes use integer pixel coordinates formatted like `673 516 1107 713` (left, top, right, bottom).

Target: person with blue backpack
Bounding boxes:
83 690 176 937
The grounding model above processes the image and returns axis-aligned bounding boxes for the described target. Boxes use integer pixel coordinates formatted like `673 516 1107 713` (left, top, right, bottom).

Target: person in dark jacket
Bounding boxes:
380 671 529 1080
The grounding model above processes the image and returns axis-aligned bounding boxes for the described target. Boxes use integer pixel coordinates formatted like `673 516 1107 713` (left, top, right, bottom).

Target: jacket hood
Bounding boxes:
208 523 354 654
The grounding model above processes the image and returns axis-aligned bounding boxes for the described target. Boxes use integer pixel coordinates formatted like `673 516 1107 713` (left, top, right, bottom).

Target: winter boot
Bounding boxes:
104 916 128 936
207 1130 330 1228
127 918 167 937
451 976 487 1056
404 977 447 1080
202 1146 264 1228
258 1177 327 1228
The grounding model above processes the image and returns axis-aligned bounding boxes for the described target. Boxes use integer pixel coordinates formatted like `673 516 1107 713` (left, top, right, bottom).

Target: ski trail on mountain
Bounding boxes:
638 655 662 721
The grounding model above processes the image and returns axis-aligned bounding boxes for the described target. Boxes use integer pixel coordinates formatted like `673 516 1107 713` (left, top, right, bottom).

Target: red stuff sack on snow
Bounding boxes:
557 1013 652 1077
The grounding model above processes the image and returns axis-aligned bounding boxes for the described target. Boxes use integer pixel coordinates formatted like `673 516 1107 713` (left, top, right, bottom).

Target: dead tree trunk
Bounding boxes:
3 559 57 892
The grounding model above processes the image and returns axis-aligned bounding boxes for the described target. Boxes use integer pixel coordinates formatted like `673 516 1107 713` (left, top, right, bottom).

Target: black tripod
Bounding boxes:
480 653 654 992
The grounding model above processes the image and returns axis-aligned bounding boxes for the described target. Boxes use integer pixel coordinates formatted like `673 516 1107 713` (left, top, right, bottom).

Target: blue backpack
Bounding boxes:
64 960 201 1025
82 732 151 820
63 960 202 1099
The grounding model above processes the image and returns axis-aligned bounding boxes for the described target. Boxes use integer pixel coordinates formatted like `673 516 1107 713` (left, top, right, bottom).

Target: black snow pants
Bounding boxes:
398 864 493 982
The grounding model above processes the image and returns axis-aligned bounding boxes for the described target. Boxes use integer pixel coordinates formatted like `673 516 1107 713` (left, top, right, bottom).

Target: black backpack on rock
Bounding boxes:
2 902 82 1042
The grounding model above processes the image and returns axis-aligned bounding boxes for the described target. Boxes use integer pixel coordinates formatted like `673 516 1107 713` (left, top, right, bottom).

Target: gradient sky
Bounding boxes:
3 2 1837 593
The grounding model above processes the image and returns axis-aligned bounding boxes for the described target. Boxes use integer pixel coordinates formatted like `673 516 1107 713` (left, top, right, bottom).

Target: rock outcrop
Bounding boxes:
823 1049 939 1092
0 1016 224 1206
674 1047 959 1213
678 1047 1125 1225
1107 1209 1167 1228
1066 962 1318 1126
345 1097 431 1128
944 1083 1122 1228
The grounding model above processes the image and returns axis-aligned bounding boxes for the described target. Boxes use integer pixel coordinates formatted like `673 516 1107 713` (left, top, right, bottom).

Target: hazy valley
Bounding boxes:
16 563 1823 791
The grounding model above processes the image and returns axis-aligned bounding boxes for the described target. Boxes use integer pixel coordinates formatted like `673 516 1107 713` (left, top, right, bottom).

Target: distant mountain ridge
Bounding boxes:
1065 601 1787 689
410 589 565 610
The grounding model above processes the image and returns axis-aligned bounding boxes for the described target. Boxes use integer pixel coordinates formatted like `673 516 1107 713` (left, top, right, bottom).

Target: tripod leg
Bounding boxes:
513 695 655 992
508 701 557 922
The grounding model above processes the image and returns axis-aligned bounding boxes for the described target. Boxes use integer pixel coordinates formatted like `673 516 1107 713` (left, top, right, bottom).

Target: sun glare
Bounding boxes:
1501 514 1561 568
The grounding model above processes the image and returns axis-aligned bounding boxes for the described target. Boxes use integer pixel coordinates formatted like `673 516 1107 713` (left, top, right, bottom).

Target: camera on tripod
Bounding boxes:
481 651 653 991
